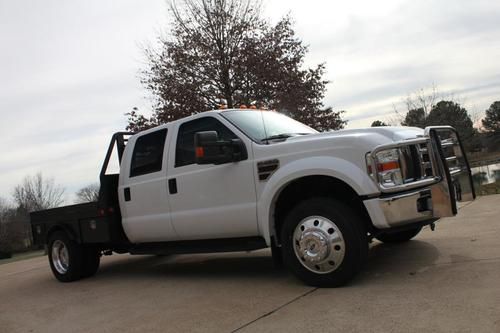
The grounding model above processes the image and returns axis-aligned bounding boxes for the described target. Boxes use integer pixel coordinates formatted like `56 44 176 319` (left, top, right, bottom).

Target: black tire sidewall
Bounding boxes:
82 248 101 278
47 231 83 282
281 197 367 287
375 226 422 243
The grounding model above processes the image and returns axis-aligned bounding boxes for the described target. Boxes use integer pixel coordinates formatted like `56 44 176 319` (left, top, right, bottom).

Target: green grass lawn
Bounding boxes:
0 249 45 265
475 181 500 196
469 151 500 165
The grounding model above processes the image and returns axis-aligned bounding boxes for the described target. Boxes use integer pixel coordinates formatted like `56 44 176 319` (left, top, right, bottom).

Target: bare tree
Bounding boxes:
75 183 100 203
0 197 9 216
390 85 441 126
404 85 439 119
469 108 483 129
0 198 11 253
0 198 28 254
13 173 65 212
386 104 405 126
128 0 346 132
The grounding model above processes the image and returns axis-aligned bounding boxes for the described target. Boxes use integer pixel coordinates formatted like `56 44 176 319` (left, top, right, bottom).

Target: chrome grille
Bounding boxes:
400 142 435 183
369 126 475 199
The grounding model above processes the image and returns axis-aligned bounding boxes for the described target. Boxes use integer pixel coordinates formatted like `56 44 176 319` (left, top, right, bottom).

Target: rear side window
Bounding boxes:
175 117 237 167
130 129 168 177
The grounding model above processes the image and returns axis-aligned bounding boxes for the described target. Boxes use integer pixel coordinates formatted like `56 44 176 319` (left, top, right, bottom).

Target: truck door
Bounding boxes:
119 127 178 243
166 115 258 240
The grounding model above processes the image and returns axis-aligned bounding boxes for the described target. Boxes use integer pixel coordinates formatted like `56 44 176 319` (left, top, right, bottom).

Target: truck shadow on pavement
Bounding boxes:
95 251 293 283
355 239 440 285
93 239 441 286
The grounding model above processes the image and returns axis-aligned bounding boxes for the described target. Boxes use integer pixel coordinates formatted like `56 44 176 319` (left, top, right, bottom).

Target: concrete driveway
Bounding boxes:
1 195 499 333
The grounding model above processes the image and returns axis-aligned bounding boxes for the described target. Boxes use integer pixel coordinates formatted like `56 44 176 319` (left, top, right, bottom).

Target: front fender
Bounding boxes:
257 156 379 245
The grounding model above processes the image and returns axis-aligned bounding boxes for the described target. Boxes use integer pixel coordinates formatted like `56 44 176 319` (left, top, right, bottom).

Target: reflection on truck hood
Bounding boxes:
253 126 426 168
286 126 425 147
334 126 424 141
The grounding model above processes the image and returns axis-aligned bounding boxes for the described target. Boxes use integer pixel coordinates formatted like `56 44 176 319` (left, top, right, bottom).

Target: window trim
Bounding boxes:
129 128 168 178
174 115 241 168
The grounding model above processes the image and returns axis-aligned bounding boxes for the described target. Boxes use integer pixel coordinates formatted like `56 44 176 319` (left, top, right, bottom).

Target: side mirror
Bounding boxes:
194 131 247 165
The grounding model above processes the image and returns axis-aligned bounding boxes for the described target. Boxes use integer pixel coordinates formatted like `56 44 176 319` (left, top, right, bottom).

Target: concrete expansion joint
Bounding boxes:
230 287 318 332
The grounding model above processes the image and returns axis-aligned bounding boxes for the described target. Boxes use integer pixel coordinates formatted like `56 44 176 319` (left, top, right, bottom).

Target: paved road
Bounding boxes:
1 195 499 333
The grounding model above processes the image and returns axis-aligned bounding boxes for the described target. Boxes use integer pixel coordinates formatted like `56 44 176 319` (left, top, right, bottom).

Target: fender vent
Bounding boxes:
257 159 279 181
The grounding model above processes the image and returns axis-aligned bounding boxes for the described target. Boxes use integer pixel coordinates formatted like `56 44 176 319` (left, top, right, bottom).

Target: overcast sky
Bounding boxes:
1 0 499 202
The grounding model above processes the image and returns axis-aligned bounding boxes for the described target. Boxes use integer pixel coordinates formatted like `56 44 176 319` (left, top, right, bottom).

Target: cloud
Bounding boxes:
291 0 500 127
0 0 166 200
1 0 500 200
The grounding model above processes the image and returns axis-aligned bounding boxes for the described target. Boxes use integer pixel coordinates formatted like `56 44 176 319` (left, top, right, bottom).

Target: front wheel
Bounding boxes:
270 239 284 268
48 231 84 282
281 197 368 287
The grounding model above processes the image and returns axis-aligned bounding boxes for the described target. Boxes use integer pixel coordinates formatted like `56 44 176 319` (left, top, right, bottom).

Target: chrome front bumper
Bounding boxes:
364 185 437 229
364 126 475 229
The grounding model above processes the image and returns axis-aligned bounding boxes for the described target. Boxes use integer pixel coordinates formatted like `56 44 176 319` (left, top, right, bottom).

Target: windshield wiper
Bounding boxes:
261 133 310 143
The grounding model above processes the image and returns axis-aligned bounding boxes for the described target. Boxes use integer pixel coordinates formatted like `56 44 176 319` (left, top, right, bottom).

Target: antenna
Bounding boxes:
259 108 269 145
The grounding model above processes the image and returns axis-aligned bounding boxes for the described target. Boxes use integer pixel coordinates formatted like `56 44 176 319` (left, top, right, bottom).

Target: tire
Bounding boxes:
375 227 422 243
281 197 368 287
47 231 84 282
270 239 284 268
81 248 101 278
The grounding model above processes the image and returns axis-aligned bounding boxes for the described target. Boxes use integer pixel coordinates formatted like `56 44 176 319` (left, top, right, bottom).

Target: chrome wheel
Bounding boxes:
293 215 346 274
51 240 69 274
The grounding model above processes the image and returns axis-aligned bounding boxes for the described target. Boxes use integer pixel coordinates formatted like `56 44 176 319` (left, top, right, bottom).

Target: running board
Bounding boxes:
129 236 267 255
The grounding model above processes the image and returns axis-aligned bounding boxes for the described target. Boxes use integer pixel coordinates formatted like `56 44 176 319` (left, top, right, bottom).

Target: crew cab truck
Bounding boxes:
30 109 475 287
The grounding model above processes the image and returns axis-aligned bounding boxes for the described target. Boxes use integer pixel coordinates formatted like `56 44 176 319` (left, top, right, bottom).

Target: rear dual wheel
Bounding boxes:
48 231 100 282
82 248 101 278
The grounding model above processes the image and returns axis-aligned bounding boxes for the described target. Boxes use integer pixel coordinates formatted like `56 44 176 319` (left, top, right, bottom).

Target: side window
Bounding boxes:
175 117 237 167
130 129 168 177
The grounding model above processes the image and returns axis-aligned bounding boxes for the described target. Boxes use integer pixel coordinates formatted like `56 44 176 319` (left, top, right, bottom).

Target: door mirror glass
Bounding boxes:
194 131 247 165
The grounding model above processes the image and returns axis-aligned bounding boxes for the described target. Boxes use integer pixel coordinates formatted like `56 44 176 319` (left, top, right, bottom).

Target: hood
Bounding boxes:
252 126 426 169
327 126 424 141
282 126 425 151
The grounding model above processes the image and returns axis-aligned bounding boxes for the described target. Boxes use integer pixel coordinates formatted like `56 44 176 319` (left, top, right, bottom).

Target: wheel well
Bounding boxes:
46 225 75 243
272 175 372 245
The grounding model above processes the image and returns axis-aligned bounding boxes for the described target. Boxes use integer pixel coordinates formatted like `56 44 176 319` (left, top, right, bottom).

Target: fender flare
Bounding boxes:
46 223 79 244
257 156 379 245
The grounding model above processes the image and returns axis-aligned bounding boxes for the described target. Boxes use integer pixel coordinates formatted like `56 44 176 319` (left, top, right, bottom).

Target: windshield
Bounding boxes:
221 110 317 143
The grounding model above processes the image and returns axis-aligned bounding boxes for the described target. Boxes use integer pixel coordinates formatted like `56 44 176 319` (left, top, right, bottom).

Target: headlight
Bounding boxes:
367 148 404 187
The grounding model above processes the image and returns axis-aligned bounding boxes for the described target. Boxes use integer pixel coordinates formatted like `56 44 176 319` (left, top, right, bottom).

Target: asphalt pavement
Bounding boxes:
1 195 499 333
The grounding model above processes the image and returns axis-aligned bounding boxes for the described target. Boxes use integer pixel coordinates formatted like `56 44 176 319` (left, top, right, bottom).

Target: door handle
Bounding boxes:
168 178 178 194
124 187 131 201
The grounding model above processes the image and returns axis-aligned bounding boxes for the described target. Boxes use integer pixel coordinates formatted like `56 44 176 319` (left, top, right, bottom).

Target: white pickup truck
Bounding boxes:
31 109 475 287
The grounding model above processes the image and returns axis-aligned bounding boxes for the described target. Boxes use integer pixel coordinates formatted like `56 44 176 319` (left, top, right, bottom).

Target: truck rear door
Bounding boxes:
118 126 178 243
